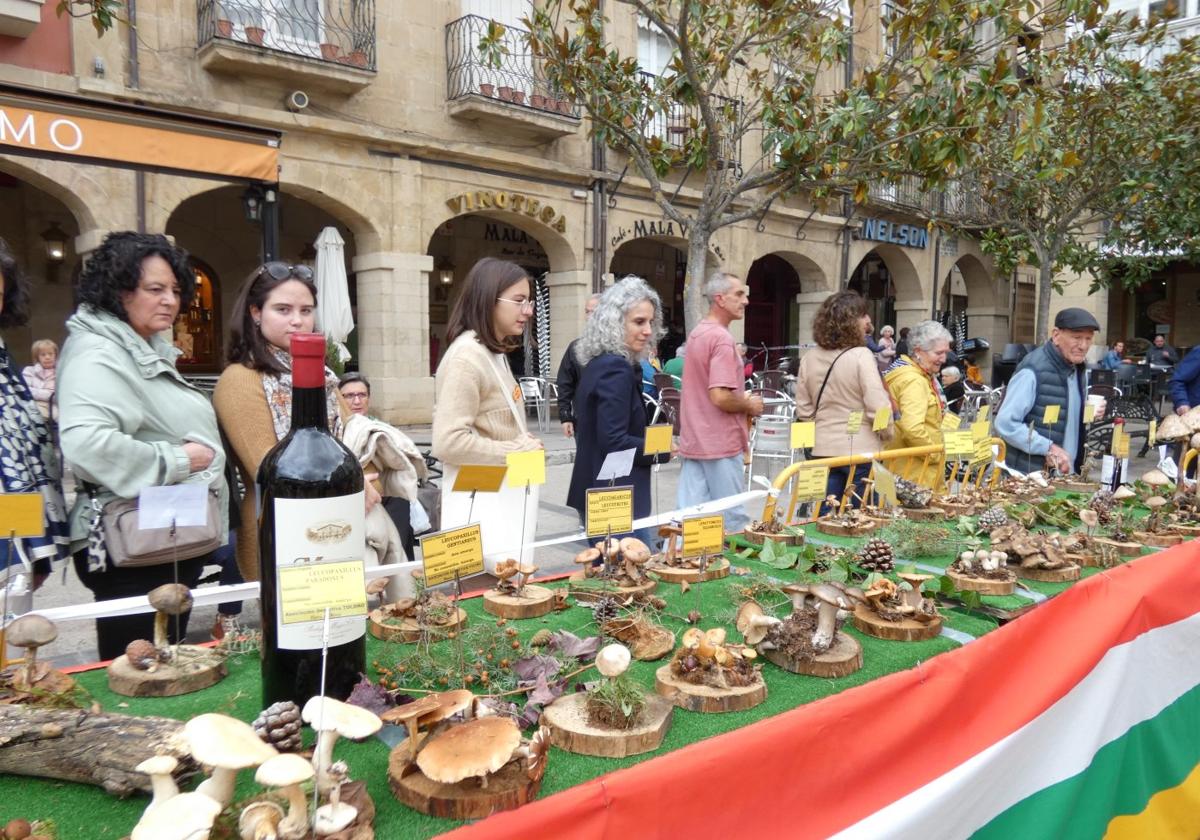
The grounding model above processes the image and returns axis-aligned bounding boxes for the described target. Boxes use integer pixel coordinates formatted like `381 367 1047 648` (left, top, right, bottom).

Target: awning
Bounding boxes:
0 85 280 182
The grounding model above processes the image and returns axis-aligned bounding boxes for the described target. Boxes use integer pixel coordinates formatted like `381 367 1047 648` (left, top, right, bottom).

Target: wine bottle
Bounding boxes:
258 333 366 708
1109 418 1125 491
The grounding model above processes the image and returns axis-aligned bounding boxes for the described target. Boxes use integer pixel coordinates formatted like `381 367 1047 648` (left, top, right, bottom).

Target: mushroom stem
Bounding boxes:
196 766 237 809
21 645 37 687
405 720 421 762
278 782 309 838
313 731 341 795
811 603 839 653
153 610 168 650
146 769 179 811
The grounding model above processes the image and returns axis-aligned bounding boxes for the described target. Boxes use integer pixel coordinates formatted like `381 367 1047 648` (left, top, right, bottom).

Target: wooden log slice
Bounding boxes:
107 647 227 697
760 632 863 678
650 558 731 584
741 528 802 547
938 501 978 518
1166 522 1200 536
1059 480 1099 494
816 519 876 537
368 608 469 643
1074 551 1112 569
945 567 1017 596
481 585 555 620
566 571 657 603
387 752 541 820
653 665 766 713
1091 538 1144 558
1132 531 1183 548
1016 563 1081 583
541 692 673 757
851 605 943 642
899 506 946 521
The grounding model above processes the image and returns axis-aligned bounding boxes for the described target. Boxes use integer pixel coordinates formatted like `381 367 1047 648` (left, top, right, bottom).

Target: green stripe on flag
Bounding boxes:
973 683 1200 839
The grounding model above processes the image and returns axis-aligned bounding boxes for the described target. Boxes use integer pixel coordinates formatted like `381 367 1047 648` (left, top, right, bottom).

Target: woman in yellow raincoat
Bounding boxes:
883 320 953 489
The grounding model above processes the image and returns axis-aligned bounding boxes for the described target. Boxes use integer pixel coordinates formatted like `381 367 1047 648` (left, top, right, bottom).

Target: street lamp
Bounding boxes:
41 222 66 263
437 258 454 286
241 185 266 222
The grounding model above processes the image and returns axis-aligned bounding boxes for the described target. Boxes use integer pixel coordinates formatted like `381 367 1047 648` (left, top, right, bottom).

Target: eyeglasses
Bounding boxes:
261 261 314 282
497 297 535 312
342 392 369 401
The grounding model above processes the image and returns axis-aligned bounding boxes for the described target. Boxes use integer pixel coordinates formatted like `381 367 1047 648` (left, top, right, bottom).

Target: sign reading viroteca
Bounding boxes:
860 218 929 249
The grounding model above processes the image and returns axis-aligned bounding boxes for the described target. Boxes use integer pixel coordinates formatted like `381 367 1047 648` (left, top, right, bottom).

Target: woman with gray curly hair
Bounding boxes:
566 277 670 544
882 319 952 488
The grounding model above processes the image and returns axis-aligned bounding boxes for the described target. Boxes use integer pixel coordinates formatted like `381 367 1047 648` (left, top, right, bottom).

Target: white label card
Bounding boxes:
596 448 637 482
138 484 209 529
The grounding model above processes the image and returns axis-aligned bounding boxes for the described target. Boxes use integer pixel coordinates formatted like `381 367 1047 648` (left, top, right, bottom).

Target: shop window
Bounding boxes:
175 264 221 371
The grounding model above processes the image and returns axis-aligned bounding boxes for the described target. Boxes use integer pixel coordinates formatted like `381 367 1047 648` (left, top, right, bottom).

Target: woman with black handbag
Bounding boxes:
58 232 228 660
794 291 893 514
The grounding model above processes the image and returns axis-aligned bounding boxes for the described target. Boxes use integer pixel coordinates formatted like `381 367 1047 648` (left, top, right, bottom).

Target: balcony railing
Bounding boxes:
446 14 580 119
197 0 376 71
868 175 936 215
1114 14 1200 67
637 71 743 172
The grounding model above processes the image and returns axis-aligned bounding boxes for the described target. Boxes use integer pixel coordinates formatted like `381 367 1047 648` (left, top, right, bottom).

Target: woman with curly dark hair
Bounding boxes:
0 239 69 596
57 231 228 660
794 290 893 512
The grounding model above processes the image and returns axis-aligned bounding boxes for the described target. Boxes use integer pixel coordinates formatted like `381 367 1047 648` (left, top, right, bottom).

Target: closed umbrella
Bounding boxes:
314 226 355 365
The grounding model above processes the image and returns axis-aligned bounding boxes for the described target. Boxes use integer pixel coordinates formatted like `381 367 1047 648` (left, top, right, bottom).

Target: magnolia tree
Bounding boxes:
950 6 1200 341
56 0 124 35
501 0 1084 329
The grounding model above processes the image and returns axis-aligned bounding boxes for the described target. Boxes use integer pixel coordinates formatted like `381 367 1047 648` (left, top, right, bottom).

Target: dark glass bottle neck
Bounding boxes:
290 384 328 430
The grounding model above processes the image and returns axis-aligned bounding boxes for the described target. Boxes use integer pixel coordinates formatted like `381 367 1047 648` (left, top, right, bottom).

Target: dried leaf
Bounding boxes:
512 654 561 683
680 580 691 595
548 630 601 661
346 673 394 716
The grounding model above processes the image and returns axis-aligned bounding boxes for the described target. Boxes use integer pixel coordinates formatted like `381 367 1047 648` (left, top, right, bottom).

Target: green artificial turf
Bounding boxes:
0 557 997 839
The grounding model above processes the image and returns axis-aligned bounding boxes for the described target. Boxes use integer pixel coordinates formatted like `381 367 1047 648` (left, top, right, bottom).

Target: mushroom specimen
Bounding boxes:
301 696 383 795
238 801 284 840
135 755 179 814
366 577 390 610
735 601 782 647
255 752 314 840
1079 508 1100 536
515 563 538 594
415 716 522 789
1112 485 1137 502
493 559 520 591
782 584 863 652
1144 496 1170 531
147 583 194 652
313 760 357 836
130 791 222 840
1157 413 1190 442
380 694 441 760
595 643 632 678
4 614 57 687
184 713 279 808
573 547 602 577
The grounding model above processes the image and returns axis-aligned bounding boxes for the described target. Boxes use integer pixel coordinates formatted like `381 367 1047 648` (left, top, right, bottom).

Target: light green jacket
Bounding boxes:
57 305 228 548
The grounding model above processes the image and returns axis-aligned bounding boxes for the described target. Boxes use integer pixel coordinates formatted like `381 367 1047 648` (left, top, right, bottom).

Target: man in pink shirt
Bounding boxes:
677 271 764 531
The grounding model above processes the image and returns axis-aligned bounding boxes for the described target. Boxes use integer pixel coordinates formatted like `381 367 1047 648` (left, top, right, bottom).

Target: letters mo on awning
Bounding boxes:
0 86 280 183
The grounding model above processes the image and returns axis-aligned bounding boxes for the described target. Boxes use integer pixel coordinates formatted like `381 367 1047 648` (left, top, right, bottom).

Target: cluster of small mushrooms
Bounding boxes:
492 558 540 596
988 523 1077 570
130 697 383 840
669 627 760 688
952 548 1012 578
861 573 939 623
574 537 653 585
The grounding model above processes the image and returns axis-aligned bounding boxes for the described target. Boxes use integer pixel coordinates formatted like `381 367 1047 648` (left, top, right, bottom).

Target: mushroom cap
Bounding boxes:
380 695 441 727
1157 413 1190 440
595 643 632 678
704 627 727 647
574 547 601 565
1145 496 1169 509
494 559 519 580
1182 405 1200 432
416 717 522 784
595 537 621 558
314 801 358 835
1143 469 1171 487
808 583 852 609
1079 509 1099 527
238 801 284 840
147 583 193 616
184 714 278 771
136 755 179 777
130 791 222 840
680 627 704 649
5 614 57 648
255 752 315 788
366 578 390 597
1112 486 1137 500
1191 431 1200 450
417 689 475 728
618 537 651 563
301 697 383 741
517 563 538 576
735 601 764 636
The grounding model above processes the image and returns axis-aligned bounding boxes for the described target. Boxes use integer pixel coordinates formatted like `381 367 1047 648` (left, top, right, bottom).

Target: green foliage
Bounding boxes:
936 574 983 611
55 0 124 36
888 517 952 559
588 673 647 725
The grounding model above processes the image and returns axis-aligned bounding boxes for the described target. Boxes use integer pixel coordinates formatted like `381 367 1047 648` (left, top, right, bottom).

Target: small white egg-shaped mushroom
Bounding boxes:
595 643 632 678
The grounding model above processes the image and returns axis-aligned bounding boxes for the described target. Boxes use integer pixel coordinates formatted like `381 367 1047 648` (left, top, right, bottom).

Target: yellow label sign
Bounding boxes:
1110 426 1123 457
644 424 673 455
0 493 43 538
790 421 816 450
942 412 962 432
944 430 974 456
1042 404 1061 425
586 486 634 537
452 464 508 493
1083 403 1097 424
846 411 864 435
1113 430 1130 459
971 420 990 441
506 449 546 488
794 465 830 502
972 438 994 466
978 404 990 422
278 560 368 625
682 515 725 556
1149 419 1157 446
420 524 485 586
872 409 890 433
873 462 898 506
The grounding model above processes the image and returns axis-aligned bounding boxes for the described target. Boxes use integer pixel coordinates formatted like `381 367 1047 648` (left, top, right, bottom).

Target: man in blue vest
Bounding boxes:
995 307 1101 475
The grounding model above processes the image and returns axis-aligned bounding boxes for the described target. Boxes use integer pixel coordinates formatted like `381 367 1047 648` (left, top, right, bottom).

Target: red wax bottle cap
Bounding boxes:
291 333 326 387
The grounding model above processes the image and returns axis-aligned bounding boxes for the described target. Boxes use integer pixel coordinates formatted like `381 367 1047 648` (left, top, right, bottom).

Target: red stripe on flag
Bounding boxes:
442 541 1200 840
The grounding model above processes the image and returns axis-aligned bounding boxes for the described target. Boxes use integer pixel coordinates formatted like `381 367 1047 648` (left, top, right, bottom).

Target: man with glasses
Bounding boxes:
339 371 373 417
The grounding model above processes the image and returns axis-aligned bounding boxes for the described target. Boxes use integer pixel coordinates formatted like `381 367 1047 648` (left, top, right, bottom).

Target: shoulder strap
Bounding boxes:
812 348 855 416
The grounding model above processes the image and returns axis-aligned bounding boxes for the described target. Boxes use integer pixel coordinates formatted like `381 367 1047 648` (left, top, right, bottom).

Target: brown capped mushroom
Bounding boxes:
618 537 651 564
1112 486 1136 501
147 583 193 650
381 695 442 761
494 559 519 581
806 584 858 653
5 614 57 687
735 601 781 646
1157 413 1190 441
416 716 522 790
366 577 390 610
1142 469 1171 488
416 688 476 730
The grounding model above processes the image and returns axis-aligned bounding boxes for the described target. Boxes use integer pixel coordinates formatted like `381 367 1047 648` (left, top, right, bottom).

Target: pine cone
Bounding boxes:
1088 490 1115 525
591 597 621 626
530 629 553 647
253 701 303 752
978 505 1009 530
856 538 895 572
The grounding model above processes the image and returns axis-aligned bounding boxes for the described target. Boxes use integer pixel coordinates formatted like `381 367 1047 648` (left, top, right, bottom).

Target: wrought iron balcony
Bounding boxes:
636 71 743 172
446 14 580 119
197 0 376 71
868 175 937 215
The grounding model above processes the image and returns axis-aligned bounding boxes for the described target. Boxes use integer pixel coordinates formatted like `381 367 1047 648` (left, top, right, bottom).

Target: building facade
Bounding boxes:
0 0 1015 424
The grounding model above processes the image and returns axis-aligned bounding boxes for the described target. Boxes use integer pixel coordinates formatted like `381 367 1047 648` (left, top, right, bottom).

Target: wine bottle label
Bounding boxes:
272 492 368 651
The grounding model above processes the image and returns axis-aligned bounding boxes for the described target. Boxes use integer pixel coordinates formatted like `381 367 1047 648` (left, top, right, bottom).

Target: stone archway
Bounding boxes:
848 246 922 336
744 253 808 361
944 252 1005 381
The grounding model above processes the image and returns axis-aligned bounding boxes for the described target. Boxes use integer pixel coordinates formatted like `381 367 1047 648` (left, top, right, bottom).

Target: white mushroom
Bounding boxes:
135 755 179 814
238 800 284 840
957 550 975 571
313 760 357 836
301 696 382 795
184 714 278 809
595 643 632 678
990 551 1007 568
255 752 314 840
1112 486 1137 501
130 791 222 840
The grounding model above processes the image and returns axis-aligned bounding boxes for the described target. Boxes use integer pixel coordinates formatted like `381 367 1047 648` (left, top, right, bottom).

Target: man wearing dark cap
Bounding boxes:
995 307 1101 474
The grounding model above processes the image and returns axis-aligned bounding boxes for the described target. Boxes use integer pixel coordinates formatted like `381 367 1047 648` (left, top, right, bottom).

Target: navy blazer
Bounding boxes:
566 352 666 520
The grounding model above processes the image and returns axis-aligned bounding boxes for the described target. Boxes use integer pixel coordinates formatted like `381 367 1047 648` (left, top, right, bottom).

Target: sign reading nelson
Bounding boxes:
859 218 929 249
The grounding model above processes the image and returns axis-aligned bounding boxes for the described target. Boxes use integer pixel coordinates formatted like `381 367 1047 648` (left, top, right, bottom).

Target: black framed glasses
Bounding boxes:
261 261 314 282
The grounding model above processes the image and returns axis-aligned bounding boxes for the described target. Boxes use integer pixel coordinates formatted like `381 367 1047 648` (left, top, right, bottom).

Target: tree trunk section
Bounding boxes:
684 230 712 333
1036 260 1054 343
0 705 195 796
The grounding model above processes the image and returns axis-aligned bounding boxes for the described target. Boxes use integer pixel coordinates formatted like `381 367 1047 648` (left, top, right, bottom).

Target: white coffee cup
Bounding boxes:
1086 393 1106 421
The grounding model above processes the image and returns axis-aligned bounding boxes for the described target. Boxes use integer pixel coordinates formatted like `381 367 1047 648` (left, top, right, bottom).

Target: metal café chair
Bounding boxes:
518 377 550 432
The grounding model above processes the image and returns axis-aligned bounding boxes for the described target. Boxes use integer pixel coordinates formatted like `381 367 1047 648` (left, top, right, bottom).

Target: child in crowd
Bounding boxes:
22 338 57 419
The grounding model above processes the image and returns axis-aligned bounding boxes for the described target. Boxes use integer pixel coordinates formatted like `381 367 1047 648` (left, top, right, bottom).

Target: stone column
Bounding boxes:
544 269 591 379
352 251 435 425
893 301 930 334
794 292 830 345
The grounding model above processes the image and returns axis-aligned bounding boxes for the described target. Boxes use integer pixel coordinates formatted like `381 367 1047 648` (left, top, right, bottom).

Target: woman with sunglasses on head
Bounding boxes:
214 261 388 583
432 257 543 572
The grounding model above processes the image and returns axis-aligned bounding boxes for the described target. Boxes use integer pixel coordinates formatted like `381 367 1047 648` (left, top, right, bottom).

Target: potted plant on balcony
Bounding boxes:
530 93 546 109
557 99 573 115
320 42 341 61
497 86 514 101
479 83 495 97
215 18 234 38
512 91 526 105
244 25 266 45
